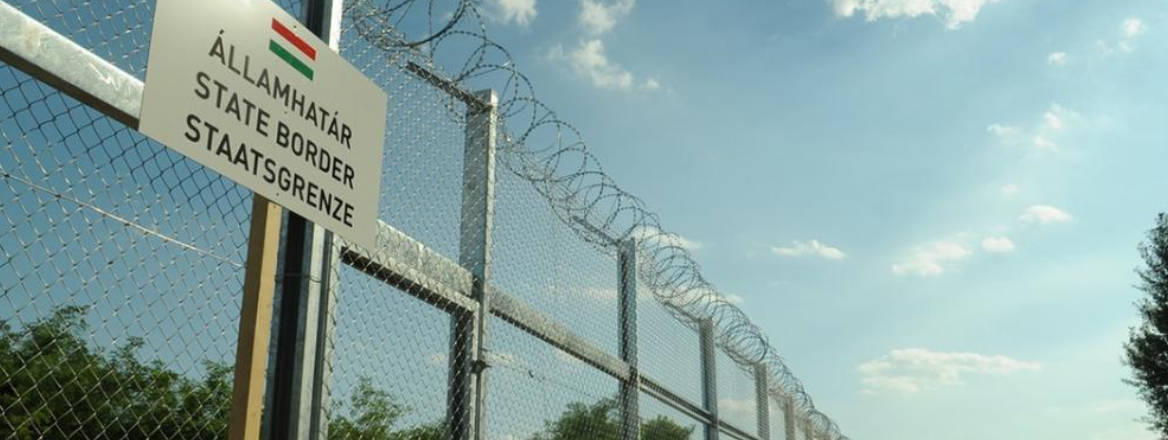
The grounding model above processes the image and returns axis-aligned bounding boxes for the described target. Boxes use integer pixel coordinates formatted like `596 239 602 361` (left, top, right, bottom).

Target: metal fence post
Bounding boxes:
754 364 770 439
783 396 797 440
618 238 640 440
309 241 340 440
450 89 498 440
308 4 345 438
700 318 719 440
267 221 335 440
266 1 343 439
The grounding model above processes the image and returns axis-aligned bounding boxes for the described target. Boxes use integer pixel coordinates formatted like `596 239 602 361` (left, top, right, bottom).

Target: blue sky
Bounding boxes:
465 0 1168 438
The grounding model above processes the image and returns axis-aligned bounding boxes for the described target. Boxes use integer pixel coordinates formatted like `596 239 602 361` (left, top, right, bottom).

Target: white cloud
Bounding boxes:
858 348 1041 394
484 0 538 26
548 40 660 91
1047 51 1068 66
988 103 1079 150
986 123 1021 139
981 236 1015 253
1031 135 1056 149
1122 17 1145 39
891 241 970 277
642 77 661 91
830 0 1002 29
579 0 635 35
1020 205 1073 224
1000 184 1019 197
1042 105 1069 131
1097 17 1147 54
552 1 660 93
772 240 847 260
628 225 702 250
673 286 743 306
1119 17 1146 52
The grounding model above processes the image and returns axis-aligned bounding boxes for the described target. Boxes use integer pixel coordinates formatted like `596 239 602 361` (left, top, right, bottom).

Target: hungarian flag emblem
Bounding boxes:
269 18 316 80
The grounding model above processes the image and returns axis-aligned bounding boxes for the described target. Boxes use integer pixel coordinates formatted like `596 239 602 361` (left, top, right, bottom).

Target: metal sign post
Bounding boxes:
229 196 283 440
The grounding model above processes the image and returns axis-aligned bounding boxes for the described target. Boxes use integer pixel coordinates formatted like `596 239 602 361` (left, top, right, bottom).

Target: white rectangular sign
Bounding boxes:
140 0 386 249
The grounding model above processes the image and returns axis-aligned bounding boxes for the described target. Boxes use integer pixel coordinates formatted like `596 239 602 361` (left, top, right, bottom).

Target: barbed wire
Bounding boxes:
343 0 848 438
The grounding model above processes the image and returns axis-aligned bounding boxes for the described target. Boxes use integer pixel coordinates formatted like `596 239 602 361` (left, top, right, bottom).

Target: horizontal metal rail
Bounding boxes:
339 221 478 314
0 1 142 127
404 61 490 112
488 285 631 381
720 419 761 440
640 374 714 426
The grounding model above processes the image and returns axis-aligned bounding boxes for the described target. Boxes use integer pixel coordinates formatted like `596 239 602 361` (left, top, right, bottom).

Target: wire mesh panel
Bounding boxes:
0 61 252 438
639 392 700 440
768 396 788 440
637 288 703 406
491 164 621 356
339 14 466 262
325 263 449 438
716 350 758 435
486 316 623 440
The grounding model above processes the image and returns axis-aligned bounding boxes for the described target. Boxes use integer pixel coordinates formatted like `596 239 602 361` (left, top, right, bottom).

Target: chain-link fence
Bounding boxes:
0 1 848 439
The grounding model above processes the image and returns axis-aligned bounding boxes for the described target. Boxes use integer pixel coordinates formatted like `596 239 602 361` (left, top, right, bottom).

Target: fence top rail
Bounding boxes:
0 1 142 126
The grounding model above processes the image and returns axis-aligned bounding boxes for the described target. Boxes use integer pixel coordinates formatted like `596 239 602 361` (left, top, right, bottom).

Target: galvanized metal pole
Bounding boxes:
700 318 719 440
618 238 640 440
450 89 498 440
267 1 343 439
305 4 344 438
783 396 797 440
754 364 770 439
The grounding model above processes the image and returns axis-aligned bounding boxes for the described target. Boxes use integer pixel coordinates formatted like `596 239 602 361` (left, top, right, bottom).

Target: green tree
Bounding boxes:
0 306 440 440
1127 213 1168 438
640 416 694 440
327 377 443 440
0 306 231 439
530 397 693 440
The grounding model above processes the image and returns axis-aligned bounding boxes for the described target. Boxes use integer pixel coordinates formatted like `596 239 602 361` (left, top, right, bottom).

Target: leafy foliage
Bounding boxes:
327 377 442 440
0 306 231 439
0 306 440 440
531 397 693 440
639 416 694 440
0 306 690 440
1127 213 1168 438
